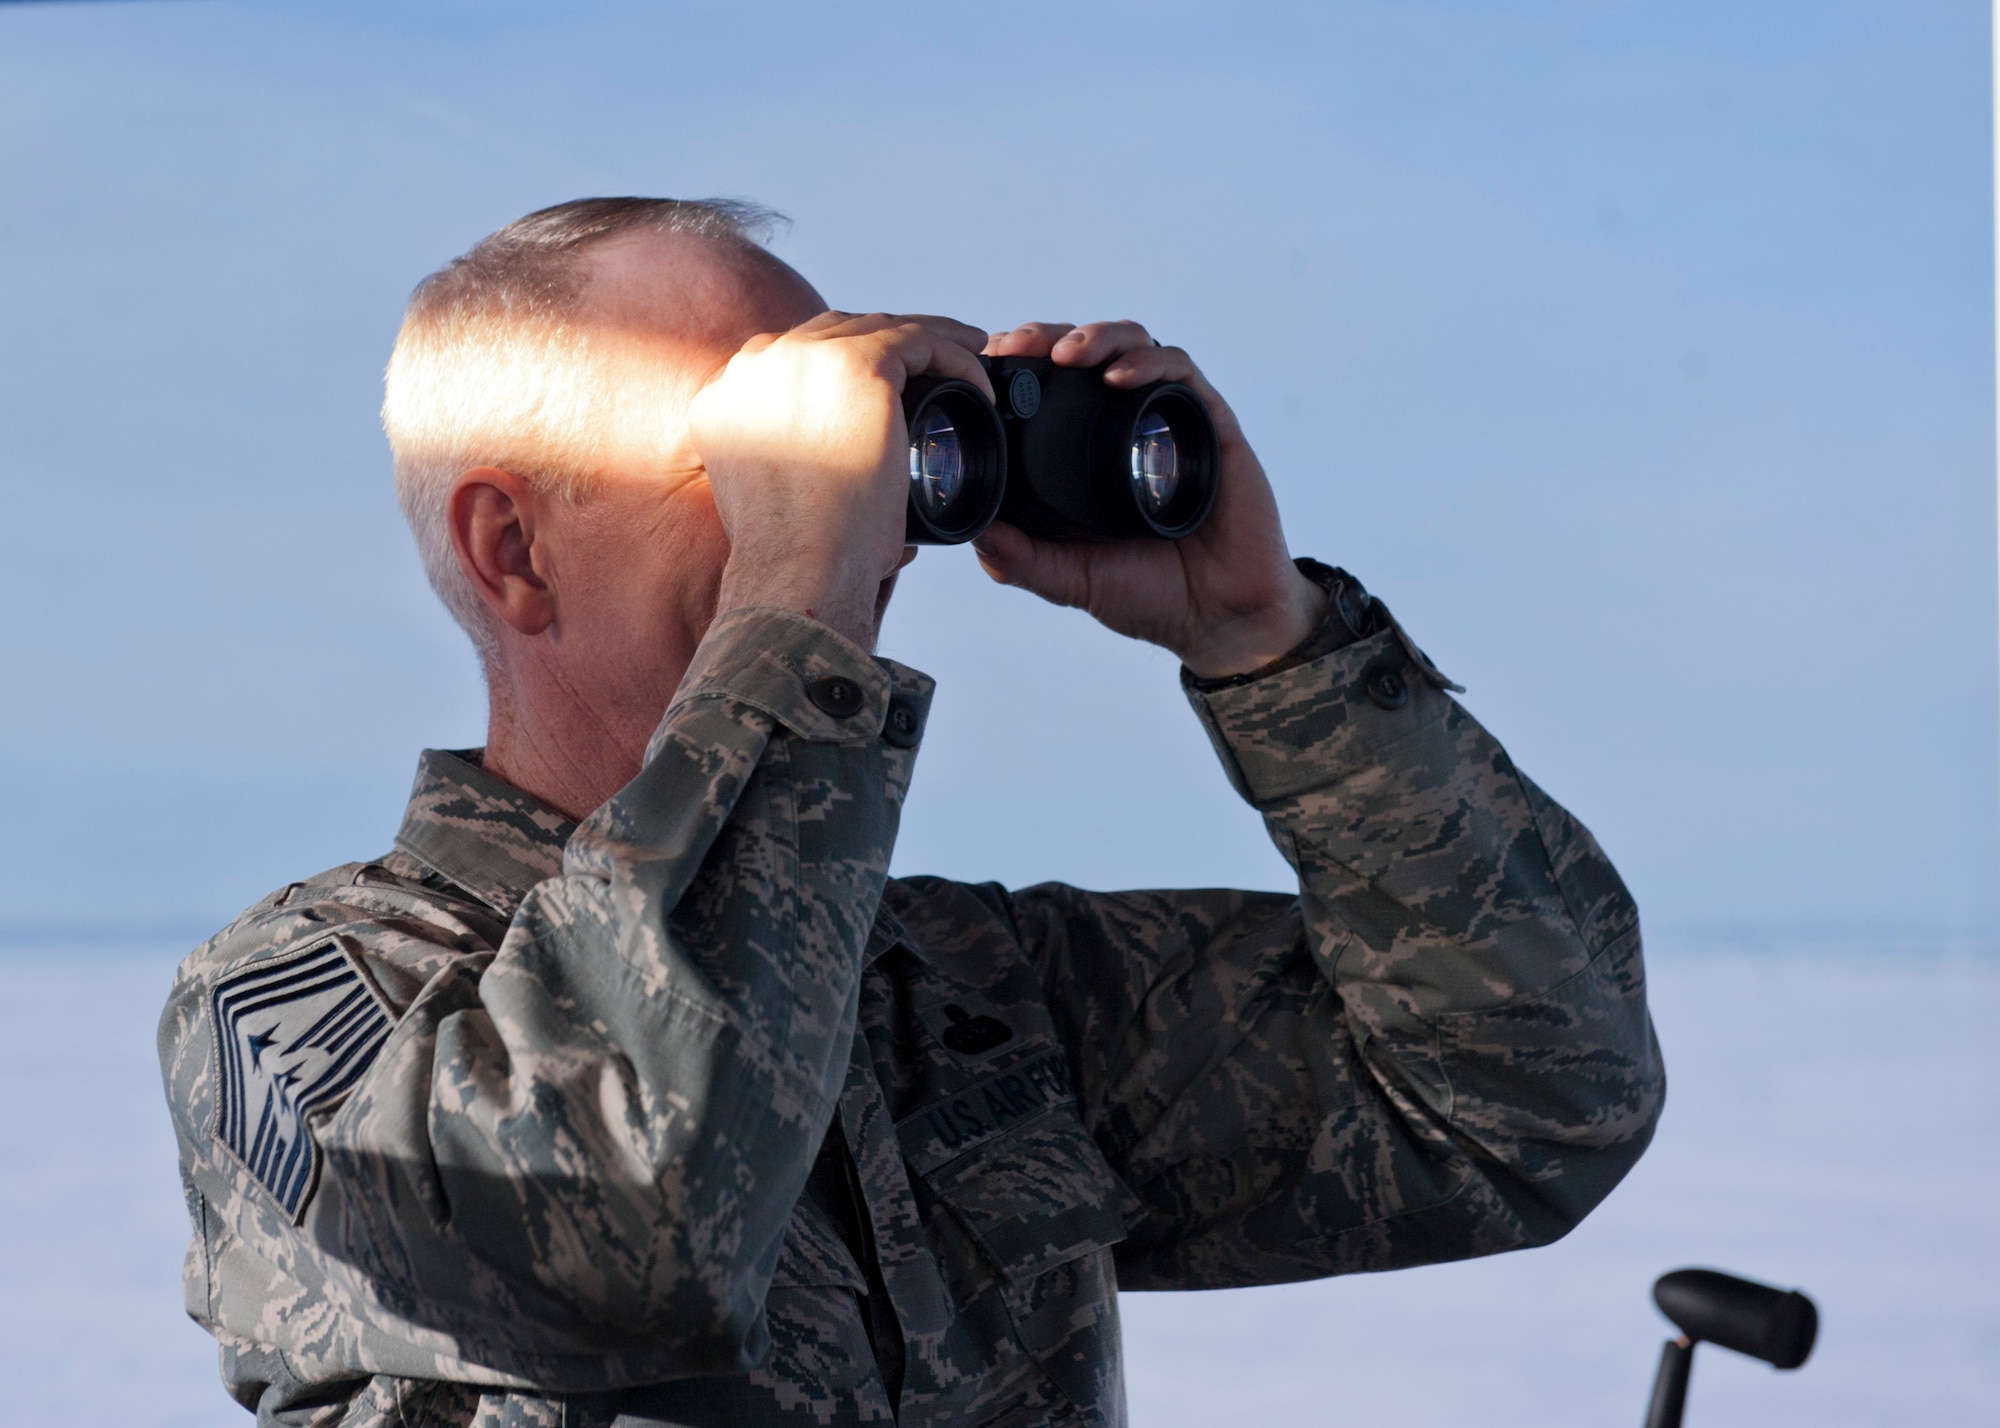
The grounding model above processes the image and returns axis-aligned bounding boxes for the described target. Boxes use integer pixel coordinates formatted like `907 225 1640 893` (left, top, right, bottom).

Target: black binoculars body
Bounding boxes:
901 356 1221 545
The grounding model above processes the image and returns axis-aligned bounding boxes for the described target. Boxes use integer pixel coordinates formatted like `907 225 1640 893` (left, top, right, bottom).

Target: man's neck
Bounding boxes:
480 655 688 822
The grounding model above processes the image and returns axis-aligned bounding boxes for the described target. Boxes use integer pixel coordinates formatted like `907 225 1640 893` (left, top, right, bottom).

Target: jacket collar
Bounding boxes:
392 749 575 920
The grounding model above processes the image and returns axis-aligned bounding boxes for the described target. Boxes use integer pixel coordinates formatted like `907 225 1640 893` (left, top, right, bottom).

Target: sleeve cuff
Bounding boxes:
668 607 915 744
1184 624 1457 808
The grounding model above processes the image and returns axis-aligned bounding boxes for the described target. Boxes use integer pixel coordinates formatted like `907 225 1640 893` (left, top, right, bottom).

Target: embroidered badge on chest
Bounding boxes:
919 999 1016 1059
210 940 394 1219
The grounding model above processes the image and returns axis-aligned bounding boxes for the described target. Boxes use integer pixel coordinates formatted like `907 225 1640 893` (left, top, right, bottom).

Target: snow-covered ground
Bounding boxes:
2 937 1992 1427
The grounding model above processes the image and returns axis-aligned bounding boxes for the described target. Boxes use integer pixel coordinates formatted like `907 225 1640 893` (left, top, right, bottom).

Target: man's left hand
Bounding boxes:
973 321 1328 680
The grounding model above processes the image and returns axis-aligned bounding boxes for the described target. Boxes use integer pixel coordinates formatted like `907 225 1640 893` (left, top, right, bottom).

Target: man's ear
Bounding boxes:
448 467 557 636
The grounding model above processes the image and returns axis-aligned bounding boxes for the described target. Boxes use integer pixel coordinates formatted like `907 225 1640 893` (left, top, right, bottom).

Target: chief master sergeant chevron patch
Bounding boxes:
210 939 393 1219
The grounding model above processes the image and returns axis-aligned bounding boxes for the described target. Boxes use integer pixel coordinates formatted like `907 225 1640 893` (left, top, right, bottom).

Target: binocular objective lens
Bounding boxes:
910 406 964 518
1130 409 1181 518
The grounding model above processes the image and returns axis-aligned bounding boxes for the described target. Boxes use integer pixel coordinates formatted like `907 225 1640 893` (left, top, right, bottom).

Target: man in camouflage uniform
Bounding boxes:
159 198 1664 1427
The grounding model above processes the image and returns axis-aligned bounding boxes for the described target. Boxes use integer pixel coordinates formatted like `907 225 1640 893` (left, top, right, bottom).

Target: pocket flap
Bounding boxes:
923 1112 1128 1284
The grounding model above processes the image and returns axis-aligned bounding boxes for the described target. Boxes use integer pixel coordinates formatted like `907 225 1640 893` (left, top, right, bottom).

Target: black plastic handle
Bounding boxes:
1653 1268 1818 1369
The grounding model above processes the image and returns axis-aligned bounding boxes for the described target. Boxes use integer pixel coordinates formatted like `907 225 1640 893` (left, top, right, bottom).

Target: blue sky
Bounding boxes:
0 0 1992 941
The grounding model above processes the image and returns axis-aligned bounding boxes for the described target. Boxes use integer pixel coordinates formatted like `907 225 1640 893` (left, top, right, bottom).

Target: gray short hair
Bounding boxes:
381 197 786 661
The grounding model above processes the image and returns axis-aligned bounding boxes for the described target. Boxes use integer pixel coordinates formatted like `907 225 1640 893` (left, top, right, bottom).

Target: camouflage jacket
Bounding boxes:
159 588 1663 1428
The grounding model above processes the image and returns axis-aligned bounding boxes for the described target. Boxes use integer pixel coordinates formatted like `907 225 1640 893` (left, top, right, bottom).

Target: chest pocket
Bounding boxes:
922 1110 1128 1284
896 1042 1128 1283
906 1093 1130 1426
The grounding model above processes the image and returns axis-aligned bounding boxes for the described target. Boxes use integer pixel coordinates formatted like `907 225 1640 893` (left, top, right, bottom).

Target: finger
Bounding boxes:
969 522 1091 608
800 310 921 340
792 314 993 399
983 322 1077 359
969 521 1037 588
899 313 992 355
794 312 981 355
917 335 993 396
814 311 987 352
789 309 861 334
1099 340 1197 387
866 321 993 399
1094 342 1248 445
1050 320 1153 368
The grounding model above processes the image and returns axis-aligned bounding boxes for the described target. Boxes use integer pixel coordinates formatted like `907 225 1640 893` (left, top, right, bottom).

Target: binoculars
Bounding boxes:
901 357 1220 545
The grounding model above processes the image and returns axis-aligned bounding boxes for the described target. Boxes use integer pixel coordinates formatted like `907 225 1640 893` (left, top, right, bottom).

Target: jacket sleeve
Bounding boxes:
157 608 928 1389
1003 623 1664 1290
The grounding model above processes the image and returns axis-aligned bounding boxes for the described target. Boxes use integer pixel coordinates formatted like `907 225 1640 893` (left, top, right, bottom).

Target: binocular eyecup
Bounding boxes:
902 356 1220 546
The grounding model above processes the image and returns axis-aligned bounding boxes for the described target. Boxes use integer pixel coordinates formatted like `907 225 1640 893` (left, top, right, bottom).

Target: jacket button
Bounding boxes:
883 698 922 749
808 675 865 718
1364 667 1409 710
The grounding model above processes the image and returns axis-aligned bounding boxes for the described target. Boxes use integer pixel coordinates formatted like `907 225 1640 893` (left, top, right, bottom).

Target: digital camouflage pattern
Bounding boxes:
159 592 1664 1427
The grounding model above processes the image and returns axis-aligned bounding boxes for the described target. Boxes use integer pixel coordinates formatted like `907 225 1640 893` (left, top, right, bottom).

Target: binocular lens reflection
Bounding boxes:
1129 410 1181 519
910 407 965 519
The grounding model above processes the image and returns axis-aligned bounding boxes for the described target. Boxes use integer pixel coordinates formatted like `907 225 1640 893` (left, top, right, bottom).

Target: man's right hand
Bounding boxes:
691 310 991 648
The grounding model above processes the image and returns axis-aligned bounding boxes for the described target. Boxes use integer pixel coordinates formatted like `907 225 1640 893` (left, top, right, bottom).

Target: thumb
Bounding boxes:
972 522 1091 608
